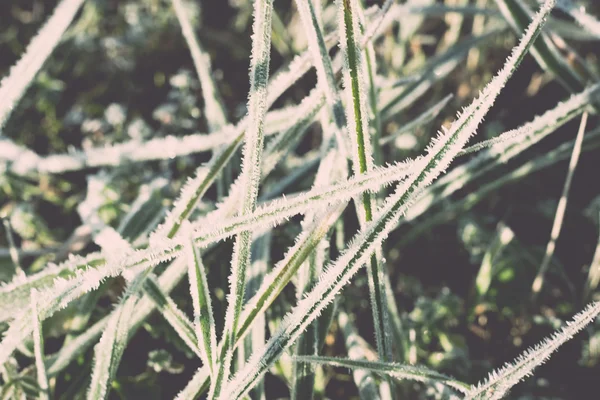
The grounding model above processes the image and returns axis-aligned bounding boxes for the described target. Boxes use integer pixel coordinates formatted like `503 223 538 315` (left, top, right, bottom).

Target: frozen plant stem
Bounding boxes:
339 0 393 365
210 0 274 397
532 111 589 297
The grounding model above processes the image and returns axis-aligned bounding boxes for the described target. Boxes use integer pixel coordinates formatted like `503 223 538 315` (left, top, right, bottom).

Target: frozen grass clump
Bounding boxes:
1 0 600 398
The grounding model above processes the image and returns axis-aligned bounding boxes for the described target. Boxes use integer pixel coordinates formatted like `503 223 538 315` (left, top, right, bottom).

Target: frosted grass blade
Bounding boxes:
0 0 85 131
554 0 600 38
211 0 274 396
466 302 600 399
176 204 346 400
339 0 393 366
142 275 201 358
494 0 586 93
184 225 217 375
171 0 228 132
31 290 49 400
87 286 138 400
294 355 470 394
338 309 381 400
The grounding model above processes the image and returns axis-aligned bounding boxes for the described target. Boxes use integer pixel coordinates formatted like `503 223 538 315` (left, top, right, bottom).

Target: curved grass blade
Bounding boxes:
176 203 347 399
87 284 138 400
222 2 556 396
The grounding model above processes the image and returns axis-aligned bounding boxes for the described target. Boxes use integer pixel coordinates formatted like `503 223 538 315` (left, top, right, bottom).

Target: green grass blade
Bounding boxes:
87 286 138 400
176 204 346 399
339 0 392 365
183 224 217 376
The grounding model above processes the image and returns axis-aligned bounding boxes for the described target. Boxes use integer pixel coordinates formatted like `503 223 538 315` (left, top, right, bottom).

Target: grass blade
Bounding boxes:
294 355 470 394
211 0 274 396
531 111 589 296
142 275 201 358
466 302 600 399
494 0 587 93
0 0 85 131
31 290 50 400
183 224 217 376
338 0 392 364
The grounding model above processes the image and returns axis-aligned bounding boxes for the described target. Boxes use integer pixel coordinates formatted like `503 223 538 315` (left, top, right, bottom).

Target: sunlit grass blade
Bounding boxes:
0 252 104 323
294 0 350 155
240 232 271 400
466 302 600 399
211 0 274 396
222 2 555 396
155 132 244 239
294 355 470 394
46 256 189 377
190 162 414 245
0 0 85 132
31 290 49 400
0 160 412 366
291 149 343 399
